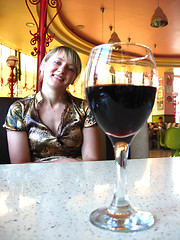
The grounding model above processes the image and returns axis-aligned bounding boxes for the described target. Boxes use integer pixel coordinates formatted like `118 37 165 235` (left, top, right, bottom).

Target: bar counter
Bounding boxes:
0 157 180 240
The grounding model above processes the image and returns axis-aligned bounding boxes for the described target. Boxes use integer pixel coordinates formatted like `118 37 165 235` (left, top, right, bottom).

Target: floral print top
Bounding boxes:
3 91 97 162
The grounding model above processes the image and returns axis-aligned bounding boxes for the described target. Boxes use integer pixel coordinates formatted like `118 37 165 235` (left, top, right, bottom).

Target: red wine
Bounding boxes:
86 84 156 140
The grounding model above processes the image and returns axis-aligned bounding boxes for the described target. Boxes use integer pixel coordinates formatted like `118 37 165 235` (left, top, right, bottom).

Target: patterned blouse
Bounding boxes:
3 91 97 162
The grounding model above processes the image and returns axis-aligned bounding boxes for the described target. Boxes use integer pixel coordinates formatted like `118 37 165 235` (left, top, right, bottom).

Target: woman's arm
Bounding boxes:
7 127 101 163
7 131 31 164
81 126 101 161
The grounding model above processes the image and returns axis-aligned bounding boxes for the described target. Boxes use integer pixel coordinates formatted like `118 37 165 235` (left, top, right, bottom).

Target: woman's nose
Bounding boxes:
57 64 65 73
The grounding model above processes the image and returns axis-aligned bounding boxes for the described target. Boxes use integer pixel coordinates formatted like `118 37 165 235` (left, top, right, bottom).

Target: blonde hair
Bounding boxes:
39 46 82 82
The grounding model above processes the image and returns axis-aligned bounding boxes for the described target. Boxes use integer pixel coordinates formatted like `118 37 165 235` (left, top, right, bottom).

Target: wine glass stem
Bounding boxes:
111 142 130 208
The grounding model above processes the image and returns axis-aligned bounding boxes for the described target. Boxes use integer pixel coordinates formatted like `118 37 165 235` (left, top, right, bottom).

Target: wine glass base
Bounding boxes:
90 207 155 232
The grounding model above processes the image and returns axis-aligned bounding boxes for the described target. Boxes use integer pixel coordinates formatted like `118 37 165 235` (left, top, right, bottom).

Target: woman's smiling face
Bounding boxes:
42 50 77 90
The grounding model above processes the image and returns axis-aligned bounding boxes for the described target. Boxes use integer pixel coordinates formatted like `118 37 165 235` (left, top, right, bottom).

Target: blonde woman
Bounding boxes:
4 46 100 163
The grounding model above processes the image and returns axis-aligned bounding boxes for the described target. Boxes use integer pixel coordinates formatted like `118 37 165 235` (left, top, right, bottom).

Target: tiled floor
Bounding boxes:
149 149 171 158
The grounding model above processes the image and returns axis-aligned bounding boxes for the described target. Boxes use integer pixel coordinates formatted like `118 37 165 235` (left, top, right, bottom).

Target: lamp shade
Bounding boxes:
6 55 19 67
150 6 168 28
108 31 121 43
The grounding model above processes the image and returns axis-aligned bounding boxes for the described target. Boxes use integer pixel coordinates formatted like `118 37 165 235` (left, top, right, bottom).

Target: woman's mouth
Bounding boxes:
53 74 64 82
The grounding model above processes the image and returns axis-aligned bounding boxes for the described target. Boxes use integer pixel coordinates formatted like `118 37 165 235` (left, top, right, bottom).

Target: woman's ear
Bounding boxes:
39 61 46 82
40 61 46 72
70 80 75 85
70 77 76 85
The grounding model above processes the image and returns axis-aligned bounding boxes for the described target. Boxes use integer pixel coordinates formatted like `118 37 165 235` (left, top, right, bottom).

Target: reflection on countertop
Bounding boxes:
149 149 171 158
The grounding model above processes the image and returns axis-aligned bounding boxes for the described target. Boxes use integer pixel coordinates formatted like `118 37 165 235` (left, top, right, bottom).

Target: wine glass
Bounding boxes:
85 42 158 232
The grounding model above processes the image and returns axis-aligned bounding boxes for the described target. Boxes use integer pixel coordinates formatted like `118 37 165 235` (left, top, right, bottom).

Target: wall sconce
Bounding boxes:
150 0 168 28
6 55 19 97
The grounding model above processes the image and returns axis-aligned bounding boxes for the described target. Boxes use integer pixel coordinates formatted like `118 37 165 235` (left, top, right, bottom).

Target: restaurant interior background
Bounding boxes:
0 0 180 123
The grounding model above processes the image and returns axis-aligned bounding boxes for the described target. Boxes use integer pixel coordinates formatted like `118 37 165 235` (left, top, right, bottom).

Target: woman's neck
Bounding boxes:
41 85 68 107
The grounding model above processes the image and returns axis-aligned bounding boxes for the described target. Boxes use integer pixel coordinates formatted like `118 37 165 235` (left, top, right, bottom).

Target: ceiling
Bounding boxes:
1 0 180 60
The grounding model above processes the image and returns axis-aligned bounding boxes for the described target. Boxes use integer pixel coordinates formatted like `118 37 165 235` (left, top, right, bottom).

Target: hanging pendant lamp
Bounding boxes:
108 31 121 43
150 0 168 28
108 0 121 43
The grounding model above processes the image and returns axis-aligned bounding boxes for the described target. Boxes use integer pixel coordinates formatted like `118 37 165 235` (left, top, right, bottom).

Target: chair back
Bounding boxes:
164 127 180 157
0 97 21 164
159 127 166 148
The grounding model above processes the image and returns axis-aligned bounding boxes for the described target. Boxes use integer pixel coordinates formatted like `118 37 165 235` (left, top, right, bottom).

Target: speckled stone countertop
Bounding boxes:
0 157 180 240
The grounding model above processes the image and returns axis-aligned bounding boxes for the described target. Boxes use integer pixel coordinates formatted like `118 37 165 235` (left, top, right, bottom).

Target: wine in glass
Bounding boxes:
85 42 158 232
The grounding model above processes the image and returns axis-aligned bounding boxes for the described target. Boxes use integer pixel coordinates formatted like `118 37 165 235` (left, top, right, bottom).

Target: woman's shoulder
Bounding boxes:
9 94 36 112
68 92 88 108
17 94 36 103
67 91 97 126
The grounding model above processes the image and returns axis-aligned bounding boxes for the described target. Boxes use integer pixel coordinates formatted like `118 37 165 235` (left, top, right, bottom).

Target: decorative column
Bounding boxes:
37 0 48 91
25 0 62 92
164 72 174 122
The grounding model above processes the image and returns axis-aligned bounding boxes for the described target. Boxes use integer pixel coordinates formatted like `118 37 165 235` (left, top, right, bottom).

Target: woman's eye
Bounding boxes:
68 68 75 72
54 61 61 65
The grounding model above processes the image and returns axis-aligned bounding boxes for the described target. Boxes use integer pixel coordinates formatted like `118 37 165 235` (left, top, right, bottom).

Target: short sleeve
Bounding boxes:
84 101 97 128
3 101 26 131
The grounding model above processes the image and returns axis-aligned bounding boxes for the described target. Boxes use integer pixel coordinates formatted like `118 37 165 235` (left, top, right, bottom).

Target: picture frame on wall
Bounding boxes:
157 100 164 110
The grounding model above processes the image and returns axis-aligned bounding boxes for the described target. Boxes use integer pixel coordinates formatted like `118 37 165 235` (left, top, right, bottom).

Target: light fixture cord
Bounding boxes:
101 8 104 42
114 0 116 31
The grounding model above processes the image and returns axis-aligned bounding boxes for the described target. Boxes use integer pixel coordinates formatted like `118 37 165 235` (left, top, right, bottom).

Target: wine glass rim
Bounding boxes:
90 42 154 63
92 42 153 52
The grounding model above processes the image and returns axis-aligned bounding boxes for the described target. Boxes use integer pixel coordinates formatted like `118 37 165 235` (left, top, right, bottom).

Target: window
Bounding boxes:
0 44 37 97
